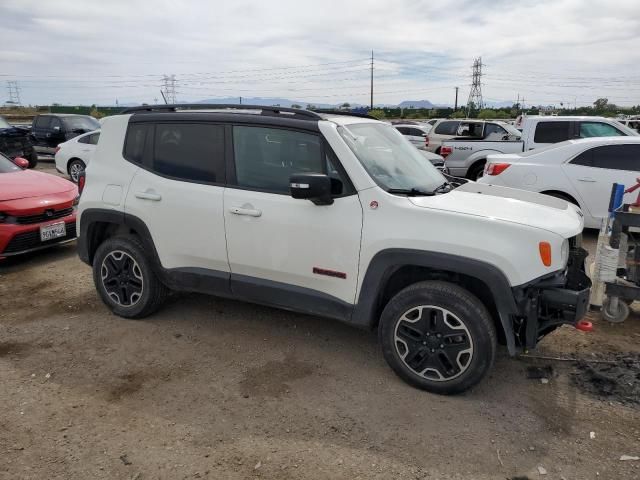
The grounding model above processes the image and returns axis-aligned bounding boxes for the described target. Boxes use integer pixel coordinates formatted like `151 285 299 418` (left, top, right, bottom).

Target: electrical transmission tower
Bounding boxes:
466 57 484 114
6 81 21 106
161 75 177 104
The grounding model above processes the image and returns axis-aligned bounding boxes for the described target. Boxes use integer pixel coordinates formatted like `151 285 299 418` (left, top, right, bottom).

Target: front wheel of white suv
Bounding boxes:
379 280 496 394
93 235 168 318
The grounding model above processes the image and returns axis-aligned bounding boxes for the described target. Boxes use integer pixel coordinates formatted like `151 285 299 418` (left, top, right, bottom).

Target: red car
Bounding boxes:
0 153 77 258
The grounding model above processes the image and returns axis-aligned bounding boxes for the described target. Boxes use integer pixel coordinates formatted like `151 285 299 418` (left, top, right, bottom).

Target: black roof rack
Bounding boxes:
120 103 322 120
311 109 377 120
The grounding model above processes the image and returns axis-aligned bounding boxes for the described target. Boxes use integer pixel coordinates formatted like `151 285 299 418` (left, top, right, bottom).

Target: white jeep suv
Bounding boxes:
77 105 591 394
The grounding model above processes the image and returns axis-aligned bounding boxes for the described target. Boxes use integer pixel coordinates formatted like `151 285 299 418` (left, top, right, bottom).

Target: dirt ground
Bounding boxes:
1 162 639 480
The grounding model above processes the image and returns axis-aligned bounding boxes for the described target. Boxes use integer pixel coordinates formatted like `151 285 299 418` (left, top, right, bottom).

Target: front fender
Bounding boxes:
351 249 519 354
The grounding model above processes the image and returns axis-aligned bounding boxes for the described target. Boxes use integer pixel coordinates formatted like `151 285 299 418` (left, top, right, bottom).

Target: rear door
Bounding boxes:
31 115 52 151
223 124 363 311
563 143 640 221
124 121 229 275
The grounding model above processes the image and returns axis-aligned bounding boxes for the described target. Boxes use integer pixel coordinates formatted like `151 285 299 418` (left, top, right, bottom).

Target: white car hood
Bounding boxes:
409 182 584 238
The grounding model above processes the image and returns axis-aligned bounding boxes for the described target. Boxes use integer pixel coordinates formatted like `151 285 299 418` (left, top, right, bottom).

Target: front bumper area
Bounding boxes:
0 216 77 257
512 246 591 350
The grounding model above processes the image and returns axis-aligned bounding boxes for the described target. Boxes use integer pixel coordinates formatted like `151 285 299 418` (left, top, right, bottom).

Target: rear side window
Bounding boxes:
395 127 409 135
232 126 323 193
571 144 640 170
153 123 225 183
434 121 459 135
579 122 624 138
78 132 100 145
534 121 572 143
123 124 151 164
34 116 51 128
408 128 425 136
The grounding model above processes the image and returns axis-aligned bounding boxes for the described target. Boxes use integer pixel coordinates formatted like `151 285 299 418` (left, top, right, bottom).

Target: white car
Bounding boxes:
393 123 431 148
77 105 589 394
478 137 640 229
55 130 100 182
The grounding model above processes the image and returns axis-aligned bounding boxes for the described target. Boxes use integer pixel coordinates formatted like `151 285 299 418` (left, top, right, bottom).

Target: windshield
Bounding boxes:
0 116 11 129
501 123 522 137
63 116 100 132
0 153 20 173
338 123 446 193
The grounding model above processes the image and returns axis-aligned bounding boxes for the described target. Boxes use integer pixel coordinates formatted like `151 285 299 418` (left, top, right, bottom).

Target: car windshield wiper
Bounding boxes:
387 188 435 197
432 182 452 194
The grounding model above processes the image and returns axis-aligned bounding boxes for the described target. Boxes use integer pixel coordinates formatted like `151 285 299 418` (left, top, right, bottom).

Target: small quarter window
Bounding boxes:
123 124 151 164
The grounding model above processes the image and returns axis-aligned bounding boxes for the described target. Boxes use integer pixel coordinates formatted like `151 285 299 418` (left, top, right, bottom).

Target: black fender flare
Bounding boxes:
351 249 519 354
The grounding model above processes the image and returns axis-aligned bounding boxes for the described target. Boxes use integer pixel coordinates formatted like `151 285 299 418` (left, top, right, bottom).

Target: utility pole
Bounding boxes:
370 50 374 110
239 96 242 105
454 87 459 110
6 81 21 106
466 57 484 116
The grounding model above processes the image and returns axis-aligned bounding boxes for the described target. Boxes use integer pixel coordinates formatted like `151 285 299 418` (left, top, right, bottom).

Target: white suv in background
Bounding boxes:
77 105 590 394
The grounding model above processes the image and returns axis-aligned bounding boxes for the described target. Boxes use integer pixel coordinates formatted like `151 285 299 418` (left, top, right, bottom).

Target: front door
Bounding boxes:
223 125 363 315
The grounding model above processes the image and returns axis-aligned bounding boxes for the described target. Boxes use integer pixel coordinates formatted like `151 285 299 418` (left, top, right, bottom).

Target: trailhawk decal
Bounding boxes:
313 267 347 279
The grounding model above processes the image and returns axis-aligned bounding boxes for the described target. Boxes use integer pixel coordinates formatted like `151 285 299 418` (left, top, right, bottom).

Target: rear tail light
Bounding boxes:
77 171 86 196
440 146 452 159
425 135 430 147
485 162 511 176
54 146 61 154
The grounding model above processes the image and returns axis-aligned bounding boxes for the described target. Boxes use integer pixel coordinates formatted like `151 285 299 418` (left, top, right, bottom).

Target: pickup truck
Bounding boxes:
440 115 639 180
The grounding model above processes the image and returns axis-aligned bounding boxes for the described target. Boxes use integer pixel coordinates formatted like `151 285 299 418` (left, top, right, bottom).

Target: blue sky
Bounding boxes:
1 0 639 107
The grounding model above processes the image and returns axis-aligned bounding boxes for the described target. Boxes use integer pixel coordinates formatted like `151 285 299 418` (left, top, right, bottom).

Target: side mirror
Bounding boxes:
13 157 30 169
290 173 333 205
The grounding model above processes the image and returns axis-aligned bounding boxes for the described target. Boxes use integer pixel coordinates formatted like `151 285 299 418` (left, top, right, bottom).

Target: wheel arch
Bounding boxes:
352 249 519 354
66 157 86 173
539 189 580 207
78 208 160 268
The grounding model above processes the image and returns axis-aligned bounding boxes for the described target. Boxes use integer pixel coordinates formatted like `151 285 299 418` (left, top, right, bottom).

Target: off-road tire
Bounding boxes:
93 235 168 318
379 280 496 394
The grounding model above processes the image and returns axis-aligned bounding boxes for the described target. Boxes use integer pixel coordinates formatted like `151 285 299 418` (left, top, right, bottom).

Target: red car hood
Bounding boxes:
0 169 76 201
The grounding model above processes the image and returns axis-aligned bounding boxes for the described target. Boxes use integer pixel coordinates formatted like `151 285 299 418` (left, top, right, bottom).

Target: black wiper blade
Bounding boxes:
432 182 452 193
387 188 435 196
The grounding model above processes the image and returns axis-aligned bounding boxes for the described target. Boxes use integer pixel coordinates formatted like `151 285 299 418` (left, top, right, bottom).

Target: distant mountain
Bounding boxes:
193 97 337 109
398 100 435 109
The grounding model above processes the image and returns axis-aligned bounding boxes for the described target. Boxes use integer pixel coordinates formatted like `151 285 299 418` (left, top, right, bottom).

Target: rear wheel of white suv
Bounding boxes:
379 280 496 394
93 235 168 318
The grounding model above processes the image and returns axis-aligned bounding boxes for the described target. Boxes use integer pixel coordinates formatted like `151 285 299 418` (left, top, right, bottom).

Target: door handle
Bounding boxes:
135 190 162 201
229 206 262 217
577 178 596 183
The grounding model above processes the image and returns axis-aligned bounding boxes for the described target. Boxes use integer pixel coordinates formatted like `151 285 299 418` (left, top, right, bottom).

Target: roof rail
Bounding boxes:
119 104 323 120
311 109 377 120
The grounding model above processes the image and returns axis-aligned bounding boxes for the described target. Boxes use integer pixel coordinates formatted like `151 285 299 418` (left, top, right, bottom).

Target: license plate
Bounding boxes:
40 222 66 242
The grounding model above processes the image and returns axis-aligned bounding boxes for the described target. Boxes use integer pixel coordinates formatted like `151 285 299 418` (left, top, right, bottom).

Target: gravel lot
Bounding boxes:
1 161 639 479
